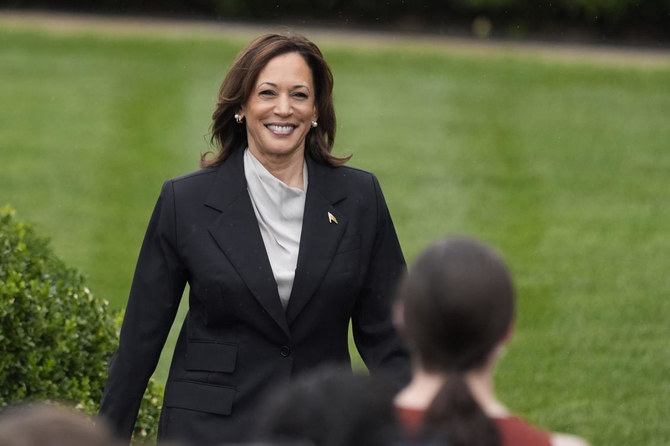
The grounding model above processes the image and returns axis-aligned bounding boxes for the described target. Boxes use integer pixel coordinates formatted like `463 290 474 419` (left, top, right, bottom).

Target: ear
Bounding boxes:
392 302 405 333
500 319 515 347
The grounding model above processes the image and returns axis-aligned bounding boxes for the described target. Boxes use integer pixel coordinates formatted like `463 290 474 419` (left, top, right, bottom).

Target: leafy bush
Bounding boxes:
0 205 163 442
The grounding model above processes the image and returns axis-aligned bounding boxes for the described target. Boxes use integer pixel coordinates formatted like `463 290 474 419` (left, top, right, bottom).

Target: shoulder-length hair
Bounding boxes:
203 33 350 168
396 236 515 446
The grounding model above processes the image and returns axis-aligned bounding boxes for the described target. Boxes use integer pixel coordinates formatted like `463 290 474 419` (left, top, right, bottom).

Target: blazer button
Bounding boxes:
280 346 291 357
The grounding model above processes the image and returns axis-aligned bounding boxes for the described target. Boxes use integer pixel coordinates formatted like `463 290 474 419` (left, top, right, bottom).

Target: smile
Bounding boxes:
266 124 296 135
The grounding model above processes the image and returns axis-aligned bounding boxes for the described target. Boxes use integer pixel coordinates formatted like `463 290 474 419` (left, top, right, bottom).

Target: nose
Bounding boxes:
274 92 292 117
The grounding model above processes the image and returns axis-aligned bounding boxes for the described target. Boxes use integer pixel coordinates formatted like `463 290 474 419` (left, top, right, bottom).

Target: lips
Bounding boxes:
266 124 296 135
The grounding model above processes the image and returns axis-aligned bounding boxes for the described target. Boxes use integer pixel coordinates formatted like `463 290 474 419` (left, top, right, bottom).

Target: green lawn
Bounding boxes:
2 19 670 445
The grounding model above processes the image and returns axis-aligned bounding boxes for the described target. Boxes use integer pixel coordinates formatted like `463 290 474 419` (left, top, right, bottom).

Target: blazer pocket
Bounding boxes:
164 380 235 415
336 234 361 254
186 342 237 373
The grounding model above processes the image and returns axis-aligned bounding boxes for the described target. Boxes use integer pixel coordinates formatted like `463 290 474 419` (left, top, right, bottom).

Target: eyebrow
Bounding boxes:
258 82 311 92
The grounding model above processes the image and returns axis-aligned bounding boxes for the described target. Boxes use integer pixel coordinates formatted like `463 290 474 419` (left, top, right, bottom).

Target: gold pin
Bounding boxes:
328 212 338 224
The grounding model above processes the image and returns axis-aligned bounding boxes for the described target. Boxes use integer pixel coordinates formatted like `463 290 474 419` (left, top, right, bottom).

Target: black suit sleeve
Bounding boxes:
351 174 411 389
99 180 187 441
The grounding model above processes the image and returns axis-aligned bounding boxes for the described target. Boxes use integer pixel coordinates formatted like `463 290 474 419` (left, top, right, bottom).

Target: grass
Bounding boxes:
2 18 670 445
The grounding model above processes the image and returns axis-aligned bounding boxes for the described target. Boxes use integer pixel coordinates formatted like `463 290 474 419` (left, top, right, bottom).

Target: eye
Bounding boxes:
292 91 309 99
259 90 277 97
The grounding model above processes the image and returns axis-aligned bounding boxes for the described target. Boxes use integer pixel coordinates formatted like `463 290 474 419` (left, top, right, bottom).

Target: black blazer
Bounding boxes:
99 148 410 445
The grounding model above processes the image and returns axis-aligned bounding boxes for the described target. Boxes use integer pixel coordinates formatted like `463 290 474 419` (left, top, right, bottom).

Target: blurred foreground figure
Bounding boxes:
255 366 402 446
0 403 118 446
393 236 589 446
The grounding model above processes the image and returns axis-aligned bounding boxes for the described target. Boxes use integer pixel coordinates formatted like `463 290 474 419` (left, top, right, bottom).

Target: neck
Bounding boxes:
248 147 305 189
394 367 445 409
395 362 509 418
465 364 509 417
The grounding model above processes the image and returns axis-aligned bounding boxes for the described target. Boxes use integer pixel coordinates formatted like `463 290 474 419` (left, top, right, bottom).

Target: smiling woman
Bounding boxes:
98 33 411 446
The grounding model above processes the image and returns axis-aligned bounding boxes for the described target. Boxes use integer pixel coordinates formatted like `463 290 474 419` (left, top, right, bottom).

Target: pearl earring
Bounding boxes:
234 114 244 124
311 121 318 128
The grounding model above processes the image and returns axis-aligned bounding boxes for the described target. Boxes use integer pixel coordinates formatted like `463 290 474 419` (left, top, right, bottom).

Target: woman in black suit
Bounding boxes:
99 34 410 446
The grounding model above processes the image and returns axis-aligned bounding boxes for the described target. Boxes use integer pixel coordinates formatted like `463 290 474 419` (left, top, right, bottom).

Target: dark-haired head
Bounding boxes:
255 366 400 446
397 236 515 373
205 33 349 167
396 236 515 446
0 403 119 446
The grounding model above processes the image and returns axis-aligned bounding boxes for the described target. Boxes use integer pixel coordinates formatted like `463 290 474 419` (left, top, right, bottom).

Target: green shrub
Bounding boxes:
0 205 163 442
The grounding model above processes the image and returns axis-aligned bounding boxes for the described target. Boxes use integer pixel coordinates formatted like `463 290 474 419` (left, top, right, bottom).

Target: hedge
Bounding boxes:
0 205 163 442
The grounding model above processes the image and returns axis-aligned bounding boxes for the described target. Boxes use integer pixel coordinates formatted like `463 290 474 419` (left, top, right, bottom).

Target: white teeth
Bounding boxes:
267 125 295 133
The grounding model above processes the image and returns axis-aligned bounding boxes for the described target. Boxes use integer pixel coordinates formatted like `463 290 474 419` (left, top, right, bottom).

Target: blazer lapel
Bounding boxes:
286 159 348 323
204 150 290 336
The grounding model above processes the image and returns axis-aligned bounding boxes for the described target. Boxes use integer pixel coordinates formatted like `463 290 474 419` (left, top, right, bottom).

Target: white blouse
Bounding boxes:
243 148 307 309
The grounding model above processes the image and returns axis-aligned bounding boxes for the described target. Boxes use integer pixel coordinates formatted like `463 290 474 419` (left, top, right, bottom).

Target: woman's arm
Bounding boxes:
351 174 411 389
99 181 187 441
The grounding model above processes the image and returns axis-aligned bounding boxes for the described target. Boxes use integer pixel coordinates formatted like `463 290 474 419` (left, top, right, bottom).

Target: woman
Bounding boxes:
393 236 589 446
99 34 410 446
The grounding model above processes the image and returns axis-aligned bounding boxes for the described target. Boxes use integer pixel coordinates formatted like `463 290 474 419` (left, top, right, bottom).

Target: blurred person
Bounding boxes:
0 403 118 446
255 365 401 446
99 33 410 446
393 236 589 446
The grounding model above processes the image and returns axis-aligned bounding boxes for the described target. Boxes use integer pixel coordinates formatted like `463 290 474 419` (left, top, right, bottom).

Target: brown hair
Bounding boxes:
203 33 350 168
397 236 515 446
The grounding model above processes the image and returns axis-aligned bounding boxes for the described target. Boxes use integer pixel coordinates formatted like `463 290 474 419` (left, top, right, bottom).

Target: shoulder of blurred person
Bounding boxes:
552 433 591 446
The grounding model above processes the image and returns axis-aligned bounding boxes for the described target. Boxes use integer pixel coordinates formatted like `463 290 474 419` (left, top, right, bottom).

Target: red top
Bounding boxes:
395 406 552 446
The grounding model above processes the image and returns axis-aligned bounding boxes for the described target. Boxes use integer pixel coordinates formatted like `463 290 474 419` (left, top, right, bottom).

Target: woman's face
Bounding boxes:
241 52 318 163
